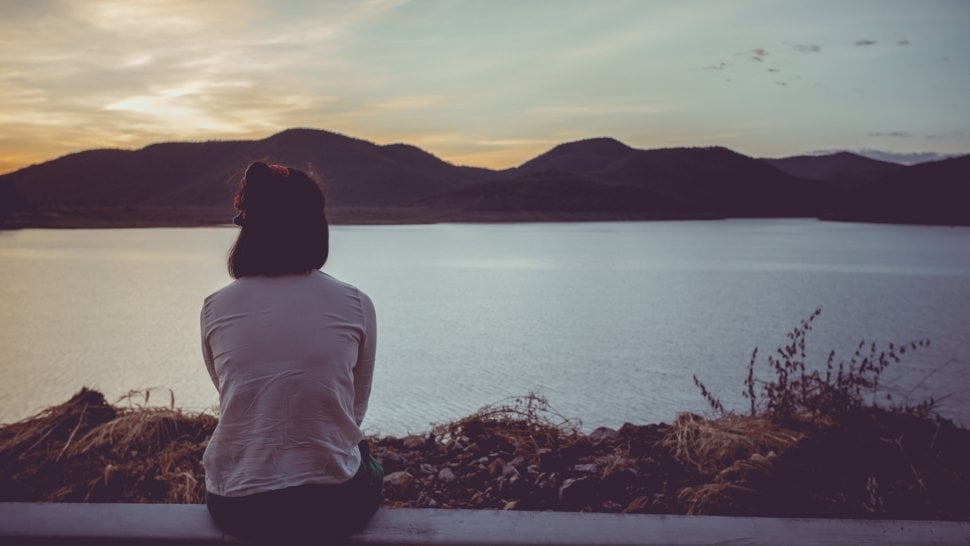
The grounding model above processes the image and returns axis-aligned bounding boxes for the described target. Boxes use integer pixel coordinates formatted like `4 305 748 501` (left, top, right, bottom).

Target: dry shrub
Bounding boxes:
662 412 802 476
666 412 804 516
678 482 761 515
433 393 581 452
0 389 117 464
69 408 207 456
676 310 968 519
694 308 934 421
0 388 215 503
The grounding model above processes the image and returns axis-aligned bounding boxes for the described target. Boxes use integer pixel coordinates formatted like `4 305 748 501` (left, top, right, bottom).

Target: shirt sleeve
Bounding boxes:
352 290 377 426
201 300 219 392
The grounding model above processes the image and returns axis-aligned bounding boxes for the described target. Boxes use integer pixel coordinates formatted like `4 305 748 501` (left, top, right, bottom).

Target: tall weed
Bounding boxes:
694 309 934 420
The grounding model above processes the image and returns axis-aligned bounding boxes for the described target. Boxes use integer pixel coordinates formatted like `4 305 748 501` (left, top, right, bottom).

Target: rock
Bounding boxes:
383 471 414 493
716 454 774 490
488 458 507 477
538 473 558 491
378 450 403 466
419 463 437 476
602 500 624 511
572 463 599 474
402 436 425 450
438 467 457 482
623 495 650 513
600 467 639 495
589 426 619 444
558 477 595 505
536 447 553 465
617 423 639 437
502 464 519 479
503 500 519 510
497 464 520 491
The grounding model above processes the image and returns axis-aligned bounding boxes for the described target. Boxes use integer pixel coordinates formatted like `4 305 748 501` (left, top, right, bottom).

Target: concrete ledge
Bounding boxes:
1 503 968 545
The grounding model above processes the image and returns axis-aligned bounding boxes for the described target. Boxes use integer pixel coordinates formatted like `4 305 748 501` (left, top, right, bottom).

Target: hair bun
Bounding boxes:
244 161 273 185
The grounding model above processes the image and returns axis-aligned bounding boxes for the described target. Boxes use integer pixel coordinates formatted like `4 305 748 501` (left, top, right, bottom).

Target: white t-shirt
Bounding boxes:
201 271 377 497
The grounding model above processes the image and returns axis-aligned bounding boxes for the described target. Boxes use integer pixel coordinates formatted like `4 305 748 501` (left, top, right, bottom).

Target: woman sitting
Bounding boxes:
201 162 382 543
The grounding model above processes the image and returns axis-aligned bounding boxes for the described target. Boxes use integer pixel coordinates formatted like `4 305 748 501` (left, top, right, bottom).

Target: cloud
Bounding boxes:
868 131 912 138
926 130 968 141
0 0 411 169
854 39 877 47
750 48 769 62
898 40 911 46
846 149 965 165
527 102 675 117
792 44 821 53
372 95 445 111
703 62 728 71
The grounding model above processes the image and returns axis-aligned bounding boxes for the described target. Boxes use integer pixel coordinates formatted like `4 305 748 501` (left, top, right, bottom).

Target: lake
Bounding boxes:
1 219 968 435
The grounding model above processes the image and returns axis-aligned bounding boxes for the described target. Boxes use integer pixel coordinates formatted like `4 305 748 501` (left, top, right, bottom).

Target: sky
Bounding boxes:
1 0 969 174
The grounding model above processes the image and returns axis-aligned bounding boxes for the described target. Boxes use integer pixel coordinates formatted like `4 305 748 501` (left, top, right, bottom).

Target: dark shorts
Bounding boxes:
206 441 383 544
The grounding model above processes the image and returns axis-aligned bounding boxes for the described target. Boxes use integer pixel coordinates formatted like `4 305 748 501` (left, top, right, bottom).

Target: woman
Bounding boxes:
201 162 382 543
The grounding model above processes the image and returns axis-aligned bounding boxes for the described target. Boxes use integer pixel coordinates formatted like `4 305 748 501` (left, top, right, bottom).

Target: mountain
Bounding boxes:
417 169 692 215
829 155 970 225
2 130 966 227
253 129 491 206
518 137 635 173
3 128 489 211
764 152 902 190
516 140 818 216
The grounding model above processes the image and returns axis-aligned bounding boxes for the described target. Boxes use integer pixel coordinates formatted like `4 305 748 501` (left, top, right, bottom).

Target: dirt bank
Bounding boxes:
1 389 967 520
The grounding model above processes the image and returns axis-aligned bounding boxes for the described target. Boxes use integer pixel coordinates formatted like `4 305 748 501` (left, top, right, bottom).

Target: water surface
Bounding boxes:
1 219 968 434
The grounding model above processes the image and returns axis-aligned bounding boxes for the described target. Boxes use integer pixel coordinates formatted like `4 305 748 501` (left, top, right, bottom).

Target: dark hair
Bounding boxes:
227 162 329 278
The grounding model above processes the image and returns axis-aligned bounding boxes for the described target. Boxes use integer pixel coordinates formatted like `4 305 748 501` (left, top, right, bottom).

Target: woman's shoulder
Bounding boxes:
204 277 251 301
204 271 371 305
312 271 372 301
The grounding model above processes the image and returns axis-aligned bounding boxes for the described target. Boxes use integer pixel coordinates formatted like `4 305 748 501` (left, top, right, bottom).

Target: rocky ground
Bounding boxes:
1 389 968 521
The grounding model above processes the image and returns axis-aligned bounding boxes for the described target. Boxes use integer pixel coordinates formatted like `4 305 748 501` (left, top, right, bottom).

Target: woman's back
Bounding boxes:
202 162 382 542
202 269 377 497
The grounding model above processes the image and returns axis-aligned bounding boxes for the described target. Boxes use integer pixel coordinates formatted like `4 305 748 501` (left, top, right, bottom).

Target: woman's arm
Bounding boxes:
352 291 377 426
201 302 219 391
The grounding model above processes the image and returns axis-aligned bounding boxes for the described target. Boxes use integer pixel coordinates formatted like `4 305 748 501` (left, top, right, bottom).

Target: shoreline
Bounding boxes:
3 206 968 230
0 206 727 230
1 389 967 520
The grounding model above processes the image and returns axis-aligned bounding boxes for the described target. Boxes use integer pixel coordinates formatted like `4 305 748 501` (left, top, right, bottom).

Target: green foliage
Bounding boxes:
695 309 934 420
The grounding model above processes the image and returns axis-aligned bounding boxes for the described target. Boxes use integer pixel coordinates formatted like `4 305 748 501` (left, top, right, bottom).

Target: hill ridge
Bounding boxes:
1 129 966 227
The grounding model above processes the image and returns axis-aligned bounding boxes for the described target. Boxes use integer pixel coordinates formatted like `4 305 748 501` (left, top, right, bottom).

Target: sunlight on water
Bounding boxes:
1 219 969 434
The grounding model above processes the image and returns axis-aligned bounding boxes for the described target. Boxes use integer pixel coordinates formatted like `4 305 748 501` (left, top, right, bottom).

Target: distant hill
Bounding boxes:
1 130 966 227
417 169 692 214
765 152 902 190
829 155 970 225
516 139 817 216
518 137 635 173
3 128 488 211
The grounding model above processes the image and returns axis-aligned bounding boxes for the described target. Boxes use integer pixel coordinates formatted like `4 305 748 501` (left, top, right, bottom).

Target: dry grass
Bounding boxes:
432 393 582 452
662 412 803 476
3 387 966 520
0 388 215 503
